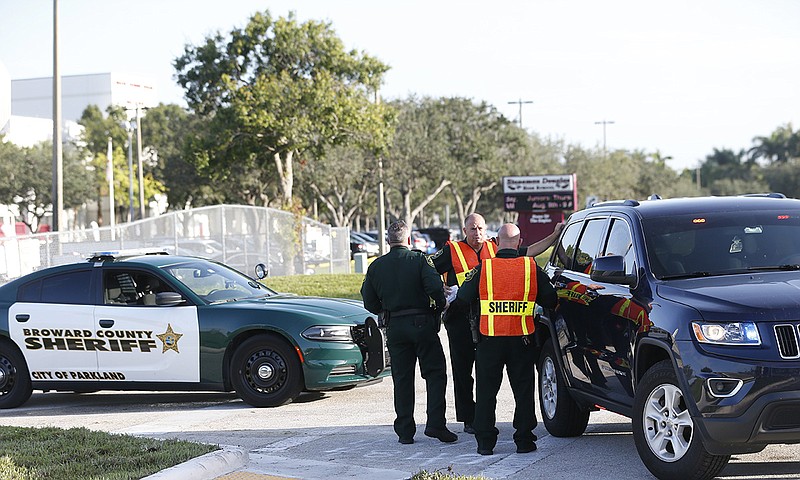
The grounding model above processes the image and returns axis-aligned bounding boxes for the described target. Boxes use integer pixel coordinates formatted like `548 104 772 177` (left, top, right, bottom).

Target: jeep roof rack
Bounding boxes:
588 199 640 208
740 192 786 198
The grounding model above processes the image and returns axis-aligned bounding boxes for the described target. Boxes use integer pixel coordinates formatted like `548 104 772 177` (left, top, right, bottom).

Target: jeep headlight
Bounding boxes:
692 321 761 345
302 325 354 342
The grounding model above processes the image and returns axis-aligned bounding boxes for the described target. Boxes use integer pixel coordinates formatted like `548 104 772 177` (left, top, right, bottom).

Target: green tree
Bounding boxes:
77 105 166 222
141 104 216 209
0 140 94 233
297 144 378 227
382 97 453 228
749 123 799 164
174 10 394 208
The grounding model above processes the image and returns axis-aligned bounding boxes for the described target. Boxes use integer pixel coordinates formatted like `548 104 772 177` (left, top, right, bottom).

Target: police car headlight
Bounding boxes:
302 325 354 342
692 321 761 345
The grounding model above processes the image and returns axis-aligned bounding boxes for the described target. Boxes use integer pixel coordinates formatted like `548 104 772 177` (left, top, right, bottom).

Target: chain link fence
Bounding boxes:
0 205 350 283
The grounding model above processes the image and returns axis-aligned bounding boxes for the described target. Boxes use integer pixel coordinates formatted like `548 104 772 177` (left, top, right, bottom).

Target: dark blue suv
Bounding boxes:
537 194 800 480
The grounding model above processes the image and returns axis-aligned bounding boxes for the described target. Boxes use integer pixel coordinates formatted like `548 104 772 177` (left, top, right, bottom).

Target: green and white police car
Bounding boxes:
0 251 389 408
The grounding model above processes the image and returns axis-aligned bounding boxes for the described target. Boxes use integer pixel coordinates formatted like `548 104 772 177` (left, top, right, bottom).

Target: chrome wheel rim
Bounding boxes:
642 382 694 462
541 356 558 420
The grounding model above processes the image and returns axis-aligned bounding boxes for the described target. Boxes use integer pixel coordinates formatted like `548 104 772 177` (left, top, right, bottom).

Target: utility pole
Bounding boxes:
507 99 533 129
135 105 145 219
594 119 615 158
52 0 64 232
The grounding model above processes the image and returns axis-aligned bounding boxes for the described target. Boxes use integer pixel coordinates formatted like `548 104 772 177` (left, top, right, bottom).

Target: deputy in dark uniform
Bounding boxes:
430 214 562 435
361 220 457 445
453 223 557 456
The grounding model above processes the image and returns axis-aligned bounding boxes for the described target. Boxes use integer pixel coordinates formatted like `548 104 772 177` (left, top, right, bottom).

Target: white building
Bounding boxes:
0 66 158 146
11 72 157 122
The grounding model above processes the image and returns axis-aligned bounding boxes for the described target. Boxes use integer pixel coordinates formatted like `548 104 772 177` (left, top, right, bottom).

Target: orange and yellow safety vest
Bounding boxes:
449 240 496 286
478 256 538 336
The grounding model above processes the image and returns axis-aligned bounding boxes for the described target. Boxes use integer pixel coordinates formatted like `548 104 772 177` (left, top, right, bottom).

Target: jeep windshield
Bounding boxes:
643 210 800 279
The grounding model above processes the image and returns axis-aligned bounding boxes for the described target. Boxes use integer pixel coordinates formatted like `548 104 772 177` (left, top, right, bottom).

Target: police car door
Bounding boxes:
8 268 99 382
94 269 201 383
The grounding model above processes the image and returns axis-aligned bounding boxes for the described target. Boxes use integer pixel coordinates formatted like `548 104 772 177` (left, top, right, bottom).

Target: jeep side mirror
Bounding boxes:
591 255 637 288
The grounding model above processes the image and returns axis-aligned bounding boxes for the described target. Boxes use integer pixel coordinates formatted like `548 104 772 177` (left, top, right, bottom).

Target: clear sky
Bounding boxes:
1 0 798 171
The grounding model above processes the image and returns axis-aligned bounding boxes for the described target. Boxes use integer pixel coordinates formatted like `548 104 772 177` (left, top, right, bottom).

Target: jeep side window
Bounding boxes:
552 221 583 271
604 218 635 275
574 219 607 274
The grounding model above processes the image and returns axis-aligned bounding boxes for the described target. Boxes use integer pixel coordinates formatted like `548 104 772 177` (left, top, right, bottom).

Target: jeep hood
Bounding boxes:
657 273 800 322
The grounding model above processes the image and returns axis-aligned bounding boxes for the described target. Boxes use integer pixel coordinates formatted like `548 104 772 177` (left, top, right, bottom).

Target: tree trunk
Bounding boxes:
273 150 294 207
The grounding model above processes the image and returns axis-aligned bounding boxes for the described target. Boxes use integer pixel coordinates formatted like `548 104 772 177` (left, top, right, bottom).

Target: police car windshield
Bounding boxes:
161 260 276 303
643 210 800 280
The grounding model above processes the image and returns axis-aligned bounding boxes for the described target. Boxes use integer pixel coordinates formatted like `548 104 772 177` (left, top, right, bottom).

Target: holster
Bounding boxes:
378 310 389 328
468 305 480 344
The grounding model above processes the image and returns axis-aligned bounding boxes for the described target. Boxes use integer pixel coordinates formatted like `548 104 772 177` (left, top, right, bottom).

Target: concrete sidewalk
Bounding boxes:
143 416 653 480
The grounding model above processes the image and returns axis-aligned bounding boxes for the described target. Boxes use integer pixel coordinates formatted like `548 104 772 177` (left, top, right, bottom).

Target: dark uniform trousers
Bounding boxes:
474 335 537 451
387 312 448 439
444 309 476 425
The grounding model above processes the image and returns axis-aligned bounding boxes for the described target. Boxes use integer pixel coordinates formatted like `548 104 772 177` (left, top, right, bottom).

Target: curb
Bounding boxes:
142 446 249 480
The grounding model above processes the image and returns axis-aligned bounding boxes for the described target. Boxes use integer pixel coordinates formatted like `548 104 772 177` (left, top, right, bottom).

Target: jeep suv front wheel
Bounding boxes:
632 360 730 480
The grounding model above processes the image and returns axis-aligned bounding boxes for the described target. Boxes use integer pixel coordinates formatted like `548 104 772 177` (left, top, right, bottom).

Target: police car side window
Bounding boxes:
40 271 93 304
18 280 42 302
553 222 583 271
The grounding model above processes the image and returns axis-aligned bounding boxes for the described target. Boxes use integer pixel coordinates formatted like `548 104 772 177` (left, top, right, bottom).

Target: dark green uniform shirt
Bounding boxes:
361 245 446 315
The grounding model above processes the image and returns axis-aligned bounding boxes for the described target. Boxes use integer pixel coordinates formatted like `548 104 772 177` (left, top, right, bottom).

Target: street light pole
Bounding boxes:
594 119 615 158
52 0 64 232
107 137 115 237
507 98 533 129
135 105 145 219
126 122 134 222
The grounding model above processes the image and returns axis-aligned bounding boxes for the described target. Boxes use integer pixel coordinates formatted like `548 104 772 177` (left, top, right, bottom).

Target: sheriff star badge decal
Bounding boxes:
156 323 183 353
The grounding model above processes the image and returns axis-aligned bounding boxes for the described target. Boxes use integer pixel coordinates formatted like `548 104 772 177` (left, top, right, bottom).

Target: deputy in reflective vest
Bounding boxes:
431 215 563 435
429 213 495 434
453 223 557 456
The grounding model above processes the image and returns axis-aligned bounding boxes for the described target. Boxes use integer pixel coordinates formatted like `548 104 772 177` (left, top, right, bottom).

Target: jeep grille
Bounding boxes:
774 324 800 359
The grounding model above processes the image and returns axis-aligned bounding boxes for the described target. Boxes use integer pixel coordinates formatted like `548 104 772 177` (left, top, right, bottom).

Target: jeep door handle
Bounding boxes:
99 319 115 328
15 314 30 322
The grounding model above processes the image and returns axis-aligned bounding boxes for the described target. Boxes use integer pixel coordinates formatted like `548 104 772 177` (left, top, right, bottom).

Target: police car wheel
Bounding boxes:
537 341 589 437
230 335 303 407
632 360 730 480
0 343 33 409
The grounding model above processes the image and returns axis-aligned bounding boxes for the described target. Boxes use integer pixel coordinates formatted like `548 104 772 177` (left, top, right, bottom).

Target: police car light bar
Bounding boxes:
87 248 169 263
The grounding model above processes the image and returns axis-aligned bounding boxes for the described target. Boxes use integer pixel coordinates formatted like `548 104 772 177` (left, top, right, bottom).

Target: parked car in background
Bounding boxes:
0 251 389 409
411 231 436 254
350 231 380 257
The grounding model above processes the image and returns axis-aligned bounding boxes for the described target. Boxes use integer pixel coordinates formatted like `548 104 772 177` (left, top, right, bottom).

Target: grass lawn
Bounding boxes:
0 426 216 480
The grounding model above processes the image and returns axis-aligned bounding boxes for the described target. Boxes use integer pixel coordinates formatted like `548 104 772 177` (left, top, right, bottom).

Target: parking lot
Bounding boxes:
2 331 800 479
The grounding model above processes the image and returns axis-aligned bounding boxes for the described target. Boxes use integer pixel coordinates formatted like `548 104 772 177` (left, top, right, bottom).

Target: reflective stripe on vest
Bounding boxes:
449 240 497 286
478 256 538 336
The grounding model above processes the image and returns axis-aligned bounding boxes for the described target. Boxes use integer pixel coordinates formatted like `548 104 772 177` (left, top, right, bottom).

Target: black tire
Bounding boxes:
230 335 303 407
0 343 33 409
632 360 730 480
538 341 590 437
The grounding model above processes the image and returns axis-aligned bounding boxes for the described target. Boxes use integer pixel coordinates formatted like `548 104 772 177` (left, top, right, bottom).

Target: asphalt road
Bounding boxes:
2 331 800 479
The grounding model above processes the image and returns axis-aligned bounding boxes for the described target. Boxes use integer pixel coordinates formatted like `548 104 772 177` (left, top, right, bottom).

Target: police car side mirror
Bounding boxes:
591 255 637 288
156 292 185 306
254 263 268 279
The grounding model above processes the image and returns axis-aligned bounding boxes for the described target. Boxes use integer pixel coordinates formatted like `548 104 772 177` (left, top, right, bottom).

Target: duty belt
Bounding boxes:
389 308 432 318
